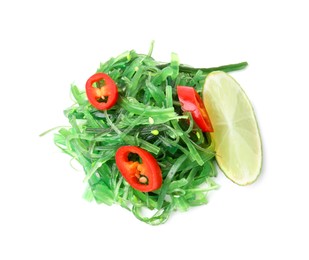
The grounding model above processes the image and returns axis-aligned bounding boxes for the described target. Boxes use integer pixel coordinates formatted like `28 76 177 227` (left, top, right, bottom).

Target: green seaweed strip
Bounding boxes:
157 61 248 74
119 97 176 118
157 154 188 209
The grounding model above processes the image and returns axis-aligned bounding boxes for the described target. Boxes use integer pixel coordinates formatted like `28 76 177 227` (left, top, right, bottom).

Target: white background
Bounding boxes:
1 0 309 259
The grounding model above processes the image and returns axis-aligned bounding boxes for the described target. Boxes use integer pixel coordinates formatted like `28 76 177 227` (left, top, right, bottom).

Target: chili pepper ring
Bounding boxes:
85 72 118 110
115 146 163 192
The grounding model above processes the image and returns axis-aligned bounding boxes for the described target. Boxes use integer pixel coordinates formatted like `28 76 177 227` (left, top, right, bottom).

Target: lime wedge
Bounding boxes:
202 71 262 185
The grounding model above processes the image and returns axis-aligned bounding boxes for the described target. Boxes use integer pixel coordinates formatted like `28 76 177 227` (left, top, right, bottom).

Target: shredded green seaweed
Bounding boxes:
53 48 247 225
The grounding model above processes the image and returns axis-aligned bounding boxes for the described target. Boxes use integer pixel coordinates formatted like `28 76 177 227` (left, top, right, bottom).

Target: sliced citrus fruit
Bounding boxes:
202 71 262 185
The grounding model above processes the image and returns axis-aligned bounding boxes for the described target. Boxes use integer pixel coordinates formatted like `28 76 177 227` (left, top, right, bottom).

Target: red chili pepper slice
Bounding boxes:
177 86 213 132
115 146 162 192
85 72 118 110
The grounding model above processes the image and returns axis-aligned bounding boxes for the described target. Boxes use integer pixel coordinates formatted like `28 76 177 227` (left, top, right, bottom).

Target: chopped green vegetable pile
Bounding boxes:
53 46 247 225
